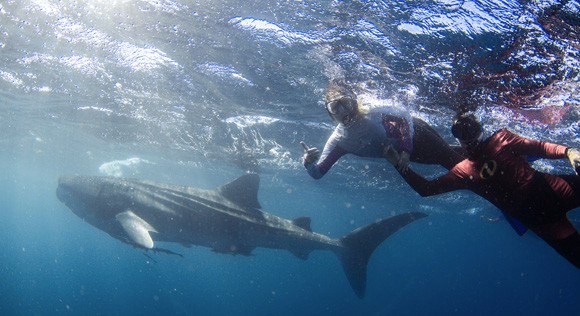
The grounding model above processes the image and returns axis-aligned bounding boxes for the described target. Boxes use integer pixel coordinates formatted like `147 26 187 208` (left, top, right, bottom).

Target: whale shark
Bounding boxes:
56 173 426 298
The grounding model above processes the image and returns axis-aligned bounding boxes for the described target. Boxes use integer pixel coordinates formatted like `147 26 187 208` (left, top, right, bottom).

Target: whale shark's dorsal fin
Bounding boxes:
116 210 157 249
217 174 262 210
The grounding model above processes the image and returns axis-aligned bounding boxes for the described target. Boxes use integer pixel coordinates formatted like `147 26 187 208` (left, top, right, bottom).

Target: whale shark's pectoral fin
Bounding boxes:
289 249 311 260
116 210 158 249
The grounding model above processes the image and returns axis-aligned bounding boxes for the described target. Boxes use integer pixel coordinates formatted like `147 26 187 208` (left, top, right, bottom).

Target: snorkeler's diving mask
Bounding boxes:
326 97 357 125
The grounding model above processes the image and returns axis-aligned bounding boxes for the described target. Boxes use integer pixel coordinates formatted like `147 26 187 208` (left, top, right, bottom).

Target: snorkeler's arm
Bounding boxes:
384 145 466 195
303 135 348 179
398 168 466 197
305 146 347 179
505 129 580 174
502 129 567 159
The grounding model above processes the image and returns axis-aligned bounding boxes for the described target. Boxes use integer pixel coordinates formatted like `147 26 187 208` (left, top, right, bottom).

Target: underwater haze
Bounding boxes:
0 0 579 315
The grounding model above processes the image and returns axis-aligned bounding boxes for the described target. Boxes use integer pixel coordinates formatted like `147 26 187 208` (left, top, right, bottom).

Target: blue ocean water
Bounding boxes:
0 0 579 315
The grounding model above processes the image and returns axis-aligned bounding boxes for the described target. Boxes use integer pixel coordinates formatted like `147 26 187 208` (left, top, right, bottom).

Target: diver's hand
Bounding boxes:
566 147 580 174
300 141 320 164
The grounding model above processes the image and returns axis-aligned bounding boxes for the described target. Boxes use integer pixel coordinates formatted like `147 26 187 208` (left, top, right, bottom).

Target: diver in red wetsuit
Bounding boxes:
384 112 580 268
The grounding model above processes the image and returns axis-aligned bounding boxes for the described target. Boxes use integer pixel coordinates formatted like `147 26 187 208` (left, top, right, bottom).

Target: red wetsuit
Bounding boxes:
400 129 580 242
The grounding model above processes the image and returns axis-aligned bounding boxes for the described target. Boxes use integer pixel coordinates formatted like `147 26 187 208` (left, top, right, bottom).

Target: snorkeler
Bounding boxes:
384 112 580 268
301 79 464 179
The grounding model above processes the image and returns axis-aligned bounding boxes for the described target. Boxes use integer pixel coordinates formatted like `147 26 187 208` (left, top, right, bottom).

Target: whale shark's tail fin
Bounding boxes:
338 212 427 298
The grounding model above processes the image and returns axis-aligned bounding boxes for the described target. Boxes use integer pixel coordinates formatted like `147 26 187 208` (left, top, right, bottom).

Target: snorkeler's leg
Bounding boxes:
545 232 580 269
410 118 465 170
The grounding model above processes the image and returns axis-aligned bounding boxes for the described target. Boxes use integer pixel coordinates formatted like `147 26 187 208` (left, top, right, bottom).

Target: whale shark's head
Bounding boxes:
57 176 106 219
57 176 134 224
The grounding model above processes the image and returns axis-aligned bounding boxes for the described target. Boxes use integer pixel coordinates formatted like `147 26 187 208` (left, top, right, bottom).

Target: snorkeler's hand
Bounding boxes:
566 147 580 174
383 145 400 167
301 141 320 164
397 150 411 173
384 146 410 173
